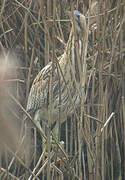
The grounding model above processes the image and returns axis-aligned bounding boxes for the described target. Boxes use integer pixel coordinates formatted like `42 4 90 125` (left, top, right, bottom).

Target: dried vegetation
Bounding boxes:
0 0 125 179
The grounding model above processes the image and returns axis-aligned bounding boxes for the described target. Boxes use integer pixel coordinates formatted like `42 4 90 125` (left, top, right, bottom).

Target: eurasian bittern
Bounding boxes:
26 10 87 139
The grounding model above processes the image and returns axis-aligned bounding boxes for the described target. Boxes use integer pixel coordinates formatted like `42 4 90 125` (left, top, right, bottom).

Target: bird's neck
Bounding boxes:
65 28 84 82
66 26 85 55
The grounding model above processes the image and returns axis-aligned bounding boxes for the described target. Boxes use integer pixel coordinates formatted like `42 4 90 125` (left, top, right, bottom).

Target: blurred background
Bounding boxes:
0 0 125 179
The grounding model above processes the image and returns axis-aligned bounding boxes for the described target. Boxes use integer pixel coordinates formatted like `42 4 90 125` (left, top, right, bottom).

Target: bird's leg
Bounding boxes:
34 112 48 152
50 120 60 151
51 120 65 154
51 120 59 140
34 112 42 130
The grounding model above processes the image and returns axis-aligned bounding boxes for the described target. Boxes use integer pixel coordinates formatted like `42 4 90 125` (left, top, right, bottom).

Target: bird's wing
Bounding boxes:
26 62 59 115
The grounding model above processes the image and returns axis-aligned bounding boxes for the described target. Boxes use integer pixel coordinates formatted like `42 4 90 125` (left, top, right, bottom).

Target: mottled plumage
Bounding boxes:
26 10 87 134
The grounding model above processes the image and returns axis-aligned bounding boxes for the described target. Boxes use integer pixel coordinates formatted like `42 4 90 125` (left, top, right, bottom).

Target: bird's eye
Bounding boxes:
75 14 80 23
77 14 80 21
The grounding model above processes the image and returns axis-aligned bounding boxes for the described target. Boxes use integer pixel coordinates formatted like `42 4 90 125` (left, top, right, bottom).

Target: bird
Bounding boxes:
26 10 87 140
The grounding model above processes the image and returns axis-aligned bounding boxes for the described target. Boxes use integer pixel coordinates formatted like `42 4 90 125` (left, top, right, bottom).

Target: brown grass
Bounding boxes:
0 0 125 179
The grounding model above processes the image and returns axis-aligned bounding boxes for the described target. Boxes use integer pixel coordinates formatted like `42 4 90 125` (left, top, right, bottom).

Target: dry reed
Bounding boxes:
0 0 125 179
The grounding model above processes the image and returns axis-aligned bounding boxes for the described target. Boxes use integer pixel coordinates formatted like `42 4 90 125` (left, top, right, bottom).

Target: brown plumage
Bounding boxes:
26 10 87 135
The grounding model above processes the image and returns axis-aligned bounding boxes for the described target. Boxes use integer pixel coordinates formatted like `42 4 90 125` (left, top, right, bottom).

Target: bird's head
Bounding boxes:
67 10 87 34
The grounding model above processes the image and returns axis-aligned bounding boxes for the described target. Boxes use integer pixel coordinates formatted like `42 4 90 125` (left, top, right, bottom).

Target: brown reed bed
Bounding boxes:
0 0 125 179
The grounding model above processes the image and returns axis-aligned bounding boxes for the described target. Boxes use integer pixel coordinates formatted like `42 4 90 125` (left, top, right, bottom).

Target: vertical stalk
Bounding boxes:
47 0 56 180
